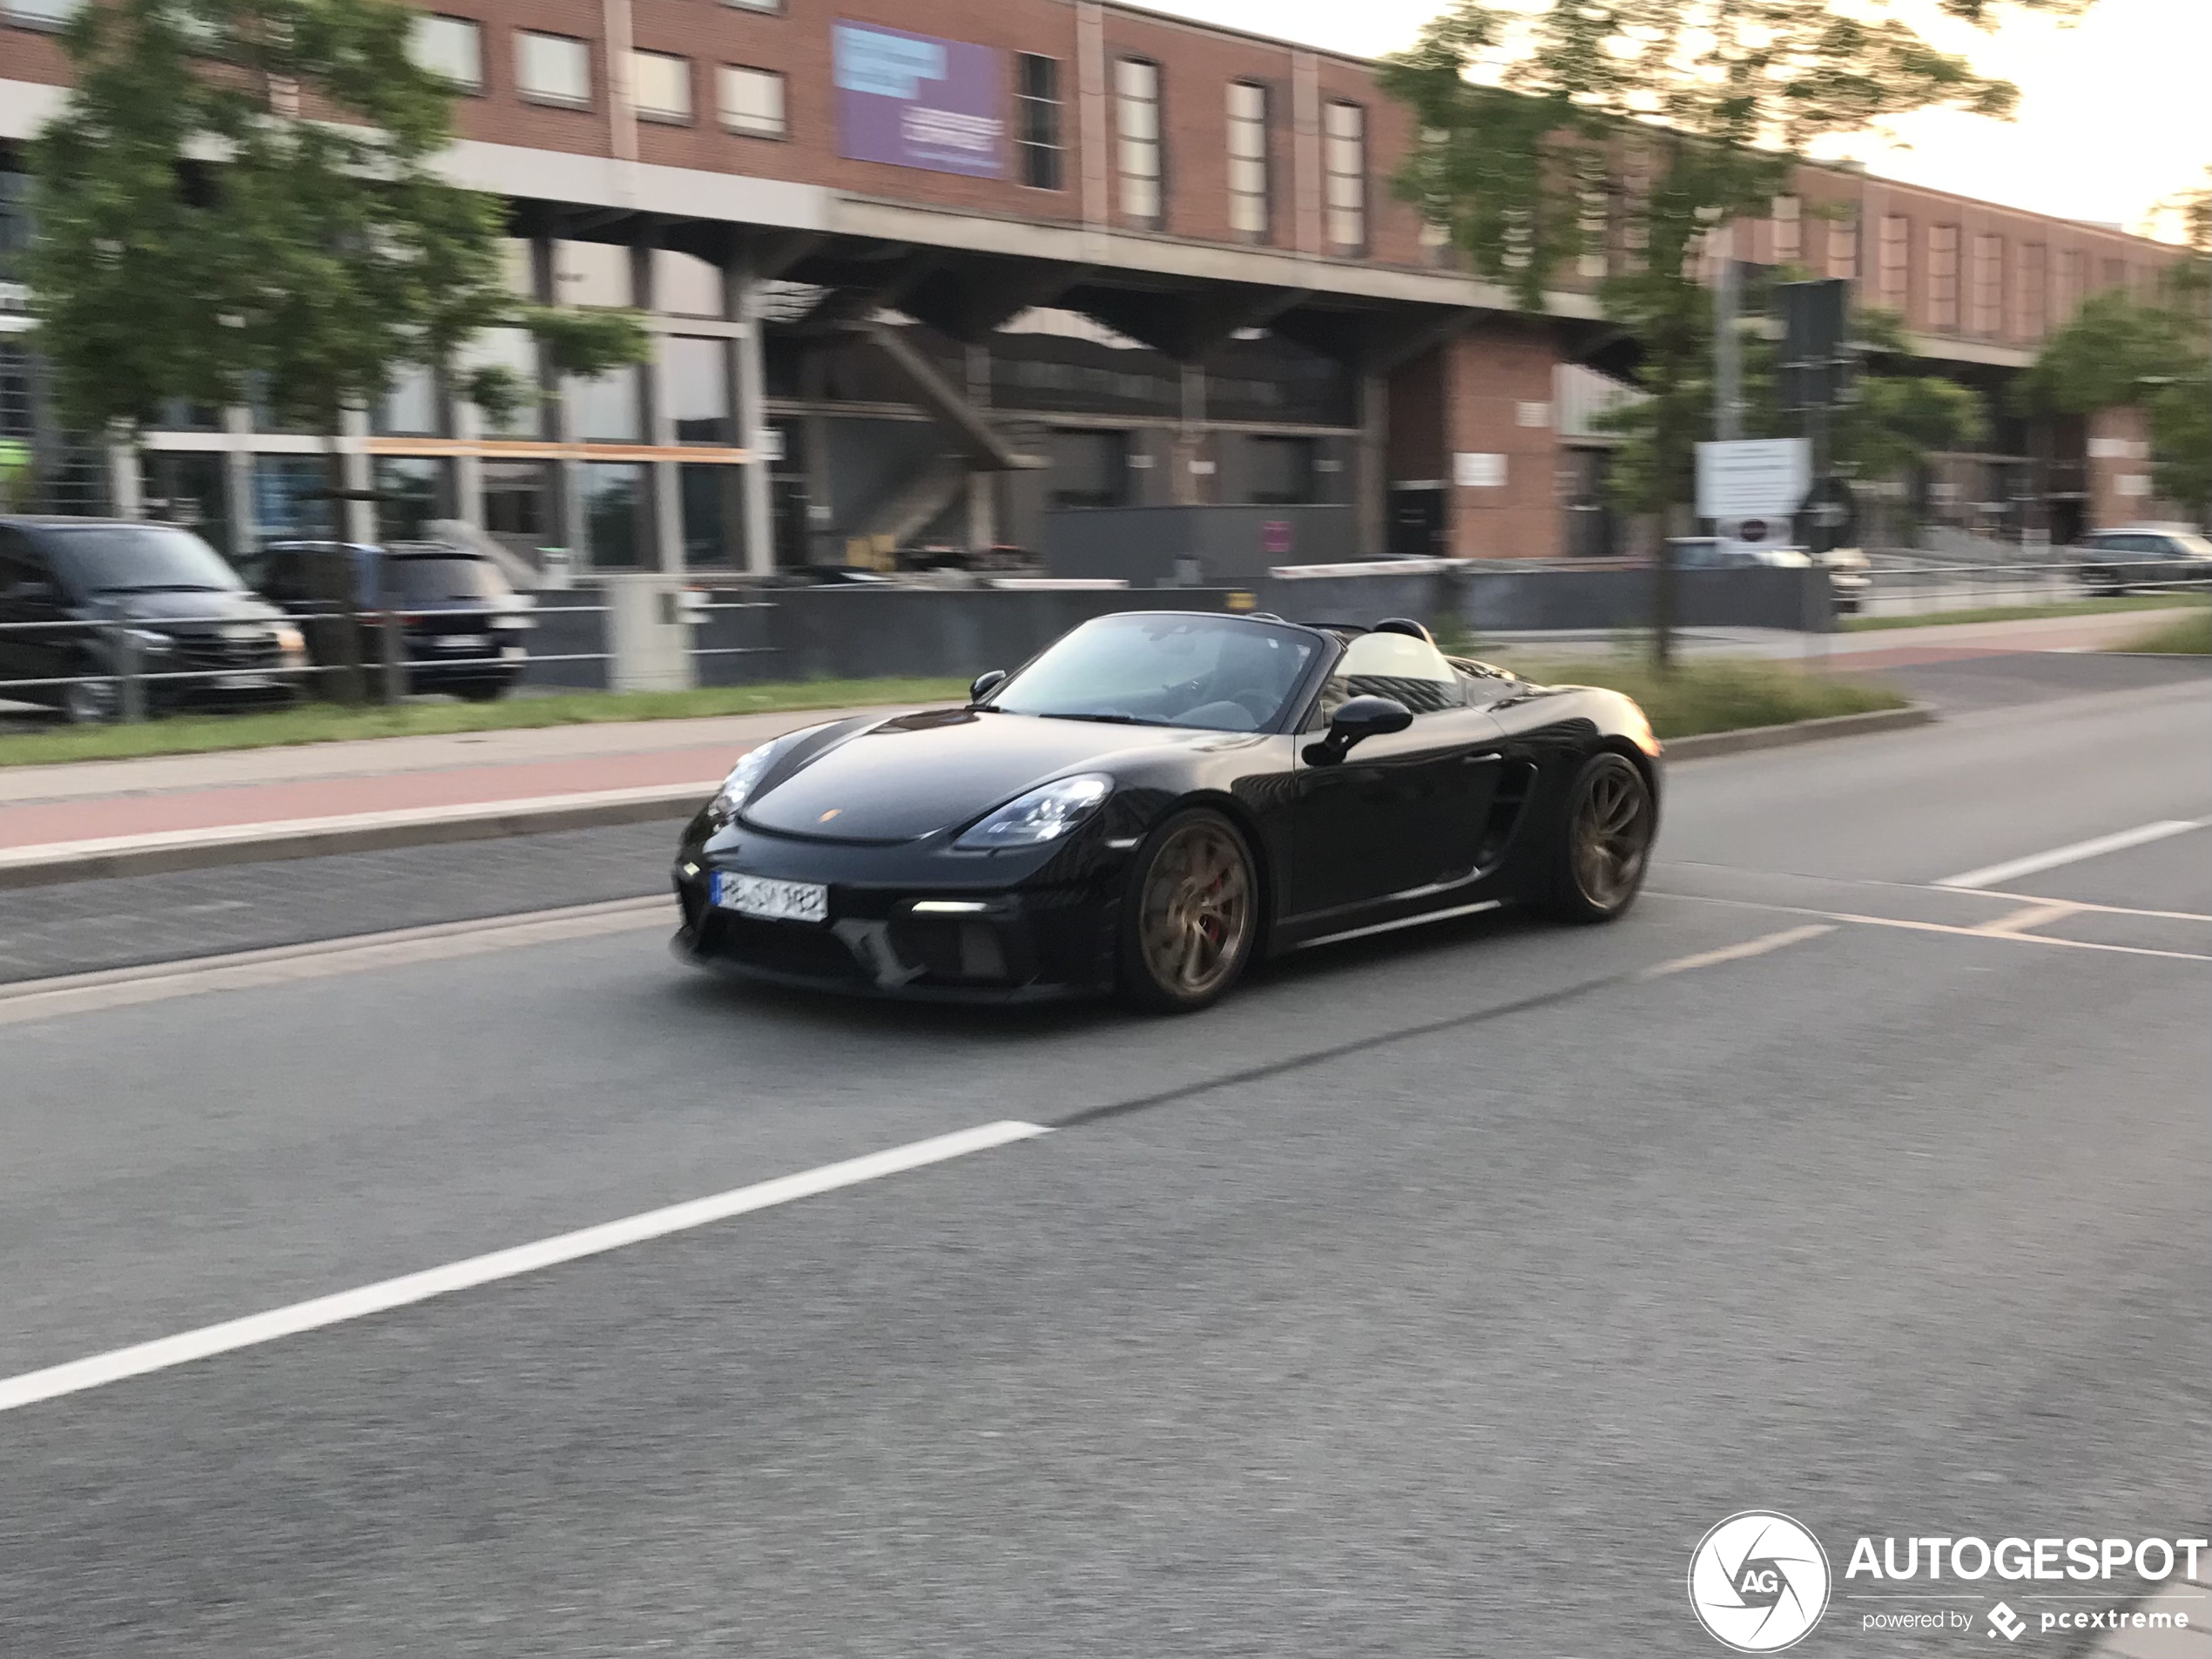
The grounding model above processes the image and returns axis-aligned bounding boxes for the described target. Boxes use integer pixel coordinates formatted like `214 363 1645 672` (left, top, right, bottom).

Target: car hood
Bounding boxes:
84 590 282 633
741 707 1257 843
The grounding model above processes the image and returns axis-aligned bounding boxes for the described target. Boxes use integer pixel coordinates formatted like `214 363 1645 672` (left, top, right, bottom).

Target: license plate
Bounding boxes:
214 672 269 689
712 872 828 925
434 634 478 651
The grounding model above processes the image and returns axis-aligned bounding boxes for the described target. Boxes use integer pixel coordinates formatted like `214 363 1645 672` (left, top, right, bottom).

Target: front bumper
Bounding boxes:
670 816 1126 1001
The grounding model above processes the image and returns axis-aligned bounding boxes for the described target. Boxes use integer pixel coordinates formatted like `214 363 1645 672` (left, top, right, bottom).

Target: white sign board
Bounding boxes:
1453 451 1507 489
1696 438 1810 521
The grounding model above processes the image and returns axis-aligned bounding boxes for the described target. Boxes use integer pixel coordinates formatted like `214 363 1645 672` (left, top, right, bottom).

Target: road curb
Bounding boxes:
0 785 711 891
1663 704 1937 760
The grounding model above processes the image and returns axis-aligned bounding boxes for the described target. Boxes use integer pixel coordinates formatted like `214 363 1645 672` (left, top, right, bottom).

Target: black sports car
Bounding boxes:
671 611 1662 1011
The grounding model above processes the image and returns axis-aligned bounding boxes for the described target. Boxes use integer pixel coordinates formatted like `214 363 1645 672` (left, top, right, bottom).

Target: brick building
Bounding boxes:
0 0 2187 570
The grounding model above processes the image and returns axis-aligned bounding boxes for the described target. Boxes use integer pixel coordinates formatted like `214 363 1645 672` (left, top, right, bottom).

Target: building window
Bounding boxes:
631 51 691 123
719 64 786 138
373 457 448 541
1 0 82 28
1771 194 1801 266
1878 215 1909 308
722 0 780 11
666 336 733 443
582 462 648 569
1248 435 1316 505
1049 429 1130 509
570 366 643 443
1227 82 1269 241
375 363 442 437
1927 223 1959 328
2016 243 2047 339
467 327 542 438
1826 212 1858 281
2101 256 2128 293
1971 233 2003 335
1575 182 1608 279
2057 248 2084 319
1324 101 1366 252
410 16 482 92
1016 54 1063 192
554 239 633 308
680 465 736 566
482 461 551 542
517 31 591 109
1116 59 1163 228
654 247 725 318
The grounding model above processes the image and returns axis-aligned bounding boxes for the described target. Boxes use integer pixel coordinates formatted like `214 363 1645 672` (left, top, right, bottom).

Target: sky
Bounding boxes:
1143 0 2209 239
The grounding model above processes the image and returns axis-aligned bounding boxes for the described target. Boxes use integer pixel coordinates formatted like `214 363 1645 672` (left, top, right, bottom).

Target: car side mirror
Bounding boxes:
969 668 1007 703
1302 694 1413 765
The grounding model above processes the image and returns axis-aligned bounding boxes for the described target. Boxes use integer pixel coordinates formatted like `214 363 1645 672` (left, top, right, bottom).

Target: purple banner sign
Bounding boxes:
833 19 1003 179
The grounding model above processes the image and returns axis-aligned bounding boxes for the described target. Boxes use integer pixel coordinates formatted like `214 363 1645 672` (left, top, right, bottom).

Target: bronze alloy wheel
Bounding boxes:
1128 813 1256 1008
1559 753 1654 921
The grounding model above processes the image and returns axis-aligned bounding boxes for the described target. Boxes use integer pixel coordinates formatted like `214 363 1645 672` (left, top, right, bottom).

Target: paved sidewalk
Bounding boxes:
0 703 899 883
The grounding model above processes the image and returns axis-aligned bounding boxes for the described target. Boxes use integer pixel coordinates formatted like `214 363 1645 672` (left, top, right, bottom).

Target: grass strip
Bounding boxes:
0 678 972 769
1490 654 1912 740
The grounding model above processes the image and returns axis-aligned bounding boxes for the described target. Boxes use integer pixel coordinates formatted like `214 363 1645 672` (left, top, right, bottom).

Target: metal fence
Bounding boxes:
3 556 2203 725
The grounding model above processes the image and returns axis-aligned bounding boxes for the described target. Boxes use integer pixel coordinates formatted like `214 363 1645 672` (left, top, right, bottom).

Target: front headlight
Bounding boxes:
954 773 1112 851
710 732 799 823
272 623 307 661
121 628 173 653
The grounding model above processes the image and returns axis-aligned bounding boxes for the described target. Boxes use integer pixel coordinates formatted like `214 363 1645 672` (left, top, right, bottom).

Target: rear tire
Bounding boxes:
453 679 509 703
1116 808 1258 1013
1546 752 1655 924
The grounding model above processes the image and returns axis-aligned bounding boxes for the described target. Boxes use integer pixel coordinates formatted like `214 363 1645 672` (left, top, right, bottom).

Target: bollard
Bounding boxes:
376 612 406 705
111 622 146 724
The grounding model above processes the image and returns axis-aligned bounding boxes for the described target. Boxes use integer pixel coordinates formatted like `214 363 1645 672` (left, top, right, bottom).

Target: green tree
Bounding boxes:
27 0 649 516
1379 0 2092 657
2017 174 2209 516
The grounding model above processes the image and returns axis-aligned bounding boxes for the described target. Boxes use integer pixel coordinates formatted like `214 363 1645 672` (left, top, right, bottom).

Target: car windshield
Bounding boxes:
2168 533 2212 557
383 555 511 604
988 614 1318 732
45 525 245 597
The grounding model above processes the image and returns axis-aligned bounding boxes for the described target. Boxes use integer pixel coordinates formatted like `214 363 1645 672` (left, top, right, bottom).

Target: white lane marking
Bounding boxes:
0 897 670 1028
0 1120 1049 1416
1638 924 1836 979
1937 819 2208 890
1971 900 2085 936
1659 892 2212 967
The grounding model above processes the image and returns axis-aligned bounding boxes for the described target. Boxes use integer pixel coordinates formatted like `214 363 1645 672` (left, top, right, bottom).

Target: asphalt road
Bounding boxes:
2 666 2209 1656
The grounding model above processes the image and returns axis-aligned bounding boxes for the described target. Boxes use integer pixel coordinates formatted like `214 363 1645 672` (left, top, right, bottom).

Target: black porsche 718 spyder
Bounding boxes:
672 611 1662 1011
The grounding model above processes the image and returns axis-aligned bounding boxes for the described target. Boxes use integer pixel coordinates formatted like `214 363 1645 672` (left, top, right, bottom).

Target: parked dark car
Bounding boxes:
673 611 1662 1012
248 542 535 701
0 516 306 723
2074 528 2212 597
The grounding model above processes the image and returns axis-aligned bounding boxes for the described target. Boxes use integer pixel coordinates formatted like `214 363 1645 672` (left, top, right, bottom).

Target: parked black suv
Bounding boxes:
247 542 534 701
0 517 306 723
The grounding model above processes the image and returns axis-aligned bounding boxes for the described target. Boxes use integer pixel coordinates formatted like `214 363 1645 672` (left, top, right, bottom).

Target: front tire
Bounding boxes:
1117 808 1258 1012
62 662 117 725
1546 752 1656 924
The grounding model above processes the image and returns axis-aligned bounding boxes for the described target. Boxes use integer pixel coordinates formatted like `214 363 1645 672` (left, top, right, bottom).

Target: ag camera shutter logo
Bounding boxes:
1688 1511 1832 1652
